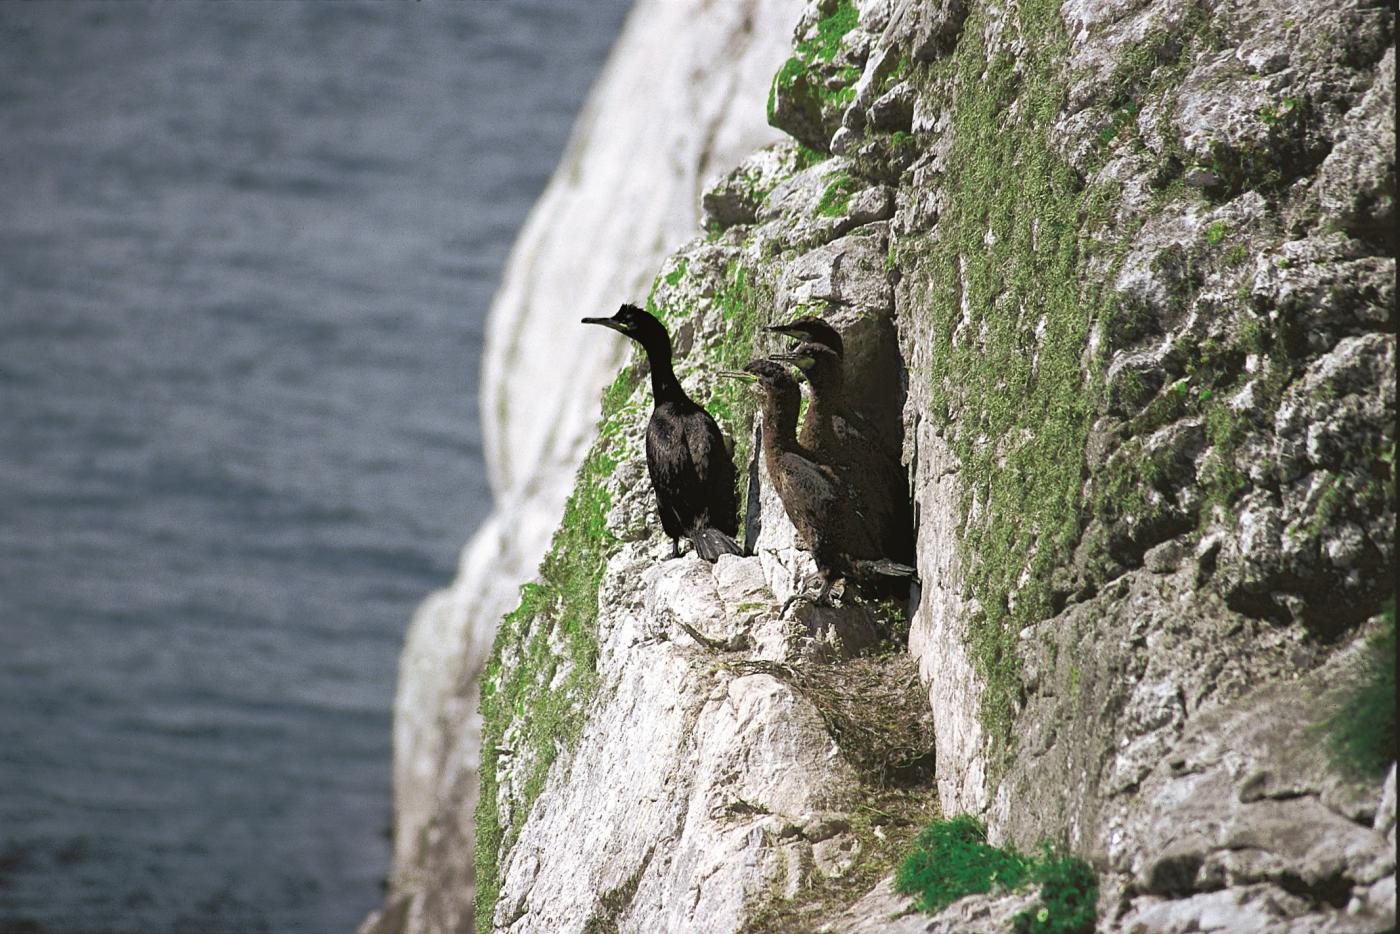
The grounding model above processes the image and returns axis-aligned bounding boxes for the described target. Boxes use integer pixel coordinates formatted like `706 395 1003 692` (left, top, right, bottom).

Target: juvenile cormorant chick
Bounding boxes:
582 304 742 561
768 315 900 457
771 341 914 565
720 359 911 609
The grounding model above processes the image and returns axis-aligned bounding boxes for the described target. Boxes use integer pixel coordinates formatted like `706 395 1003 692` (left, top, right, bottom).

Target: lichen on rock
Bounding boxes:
377 0 1396 930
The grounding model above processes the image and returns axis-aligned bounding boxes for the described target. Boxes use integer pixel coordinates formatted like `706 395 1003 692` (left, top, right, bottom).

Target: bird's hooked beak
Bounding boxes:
716 369 757 383
769 351 815 369
581 316 627 333
765 324 810 341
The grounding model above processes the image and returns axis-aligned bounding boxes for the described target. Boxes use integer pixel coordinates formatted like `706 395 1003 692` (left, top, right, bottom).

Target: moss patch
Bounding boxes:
904 0 1128 770
766 0 863 142
895 817 1097 934
814 172 860 217
800 0 858 63
474 366 643 929
1323 598 1398 778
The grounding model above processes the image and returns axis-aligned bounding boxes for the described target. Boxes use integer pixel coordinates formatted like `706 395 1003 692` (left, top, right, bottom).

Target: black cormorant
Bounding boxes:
720 359 910 608
582 304 742 561
770 340 914 564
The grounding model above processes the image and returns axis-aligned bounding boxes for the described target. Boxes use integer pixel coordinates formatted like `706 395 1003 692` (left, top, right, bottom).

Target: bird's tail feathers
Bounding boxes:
850 557 918 580
691 527 744 562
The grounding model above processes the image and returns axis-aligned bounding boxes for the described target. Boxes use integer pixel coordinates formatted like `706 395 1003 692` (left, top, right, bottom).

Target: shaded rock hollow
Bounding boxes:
367 0 1396 931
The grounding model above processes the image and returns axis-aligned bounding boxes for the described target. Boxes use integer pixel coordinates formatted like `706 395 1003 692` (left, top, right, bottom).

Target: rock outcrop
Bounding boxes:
377 0 1396 931
364 2 804 932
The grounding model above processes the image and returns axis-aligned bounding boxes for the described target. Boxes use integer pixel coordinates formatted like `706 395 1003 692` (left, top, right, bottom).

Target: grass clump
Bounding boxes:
896 816 1031 912
1015 851 1099 934
895 817 1097 934
908 0 1128 769
474 365 643 929
1323 598 1397 778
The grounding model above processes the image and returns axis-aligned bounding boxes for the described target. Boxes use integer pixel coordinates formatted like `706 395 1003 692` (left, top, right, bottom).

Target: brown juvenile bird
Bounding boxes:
768 325 913 565
582 304 742 561
721 359 911 609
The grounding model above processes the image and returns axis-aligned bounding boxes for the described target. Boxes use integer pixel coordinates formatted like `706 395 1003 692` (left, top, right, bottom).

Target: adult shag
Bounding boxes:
770 340 914 565
582 304 742 561
720 359 911 608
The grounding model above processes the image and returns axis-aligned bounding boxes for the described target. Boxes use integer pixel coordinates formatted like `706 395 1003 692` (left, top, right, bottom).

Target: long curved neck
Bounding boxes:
639 333 684 404
759 384 802 455
804 357 845 433
798 356 845 448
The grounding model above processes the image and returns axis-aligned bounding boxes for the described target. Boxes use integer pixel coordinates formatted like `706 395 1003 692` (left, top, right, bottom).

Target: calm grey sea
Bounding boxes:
0 2 629 931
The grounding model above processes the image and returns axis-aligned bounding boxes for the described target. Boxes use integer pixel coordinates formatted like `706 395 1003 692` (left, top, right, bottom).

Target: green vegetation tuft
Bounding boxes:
797 0 859 63
907 0 1129 768
1204 220 1230 245
895 816 1031 913
814 172 859 217
474 365 643 929
766 0 862 136
1324 599 1398 778
1014 849 1099 934
889 130 916 153
895 817 1096 933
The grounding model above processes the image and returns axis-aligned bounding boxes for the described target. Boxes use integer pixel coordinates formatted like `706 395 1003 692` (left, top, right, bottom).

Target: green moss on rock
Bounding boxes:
474 366 642 928
767 0 863 150
906 0 1127 769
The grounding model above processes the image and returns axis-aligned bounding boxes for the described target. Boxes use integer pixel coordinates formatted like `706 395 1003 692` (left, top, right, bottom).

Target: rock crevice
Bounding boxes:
368 0 1396 931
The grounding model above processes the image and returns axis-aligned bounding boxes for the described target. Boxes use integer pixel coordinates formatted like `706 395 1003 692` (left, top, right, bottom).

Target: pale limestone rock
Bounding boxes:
489 543 865 933
373 2 803 931
379 0 1396 930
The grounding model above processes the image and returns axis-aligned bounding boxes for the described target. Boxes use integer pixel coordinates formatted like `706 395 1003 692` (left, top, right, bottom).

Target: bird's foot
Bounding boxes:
780 578 837 623
670 538 682 560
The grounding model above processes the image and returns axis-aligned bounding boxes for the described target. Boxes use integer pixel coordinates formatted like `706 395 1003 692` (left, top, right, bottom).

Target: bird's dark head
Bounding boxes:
769 341 840 380
718 358 798 395
581 303 668 347
765 316 844 358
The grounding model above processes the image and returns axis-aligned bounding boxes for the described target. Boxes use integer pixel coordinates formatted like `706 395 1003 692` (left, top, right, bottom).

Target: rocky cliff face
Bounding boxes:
375 0 1396 932
363 2 803 932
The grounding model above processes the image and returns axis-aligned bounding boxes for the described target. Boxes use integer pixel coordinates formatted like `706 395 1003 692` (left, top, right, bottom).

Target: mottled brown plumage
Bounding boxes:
771 340 914 564
724 359 908 607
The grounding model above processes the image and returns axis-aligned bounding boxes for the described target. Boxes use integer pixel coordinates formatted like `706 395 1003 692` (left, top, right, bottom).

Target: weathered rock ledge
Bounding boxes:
370 0 1396 931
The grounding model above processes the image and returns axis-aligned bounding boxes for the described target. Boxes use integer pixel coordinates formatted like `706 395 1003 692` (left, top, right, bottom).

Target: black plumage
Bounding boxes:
722 359 910 607
771 340 914 564
582 304 741 561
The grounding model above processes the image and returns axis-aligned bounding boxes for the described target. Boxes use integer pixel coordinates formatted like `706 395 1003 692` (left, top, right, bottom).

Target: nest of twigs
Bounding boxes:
731 653 936 786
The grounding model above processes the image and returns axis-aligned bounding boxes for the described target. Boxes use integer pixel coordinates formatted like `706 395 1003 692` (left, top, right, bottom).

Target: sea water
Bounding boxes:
0 2 629 931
